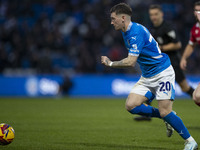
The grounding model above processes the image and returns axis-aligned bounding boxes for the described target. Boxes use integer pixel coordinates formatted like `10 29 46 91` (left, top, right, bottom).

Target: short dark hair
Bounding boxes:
110 3 132 16
149 4 162 11
194 1 200 7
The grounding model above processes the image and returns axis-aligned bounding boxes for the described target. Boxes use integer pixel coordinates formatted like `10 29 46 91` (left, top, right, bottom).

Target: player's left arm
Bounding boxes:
101 55 137 68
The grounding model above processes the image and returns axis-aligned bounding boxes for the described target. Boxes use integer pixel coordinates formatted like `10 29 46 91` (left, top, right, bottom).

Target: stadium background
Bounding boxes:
0 0 199 97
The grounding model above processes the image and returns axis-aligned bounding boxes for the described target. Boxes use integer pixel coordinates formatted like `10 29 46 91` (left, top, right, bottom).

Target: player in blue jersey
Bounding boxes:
101 3 198 150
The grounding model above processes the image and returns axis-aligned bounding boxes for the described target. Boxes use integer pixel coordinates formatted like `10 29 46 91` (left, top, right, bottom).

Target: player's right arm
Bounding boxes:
180 44 195 70
101 55 137 68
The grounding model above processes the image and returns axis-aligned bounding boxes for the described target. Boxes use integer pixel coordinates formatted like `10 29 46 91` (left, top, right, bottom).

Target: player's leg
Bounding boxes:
125 93 147 111
134 100 152 121
133 98 153 121
126 93 161 118
157 100 172 117
126 79 161 118
155 65 197 148
156 99 174 137
173 63 194 97
178 79 194 97
158 100 190 139
126 77 160 118
154 65 191 139
193 83 200 106
158 99 198 149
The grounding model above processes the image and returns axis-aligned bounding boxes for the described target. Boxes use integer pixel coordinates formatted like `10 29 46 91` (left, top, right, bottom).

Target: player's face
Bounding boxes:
149 9 163 26
194 5 200 22
110 12 124 30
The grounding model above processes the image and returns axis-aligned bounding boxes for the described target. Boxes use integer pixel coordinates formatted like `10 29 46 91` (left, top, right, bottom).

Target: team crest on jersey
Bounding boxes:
195 29 199 34
132 44 137 50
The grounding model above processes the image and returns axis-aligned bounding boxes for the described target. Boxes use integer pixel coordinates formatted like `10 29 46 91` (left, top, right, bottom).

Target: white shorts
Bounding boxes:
130 65 175 100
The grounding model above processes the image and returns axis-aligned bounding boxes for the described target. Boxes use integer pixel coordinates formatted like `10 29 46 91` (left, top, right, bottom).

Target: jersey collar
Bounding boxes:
126 22 133 32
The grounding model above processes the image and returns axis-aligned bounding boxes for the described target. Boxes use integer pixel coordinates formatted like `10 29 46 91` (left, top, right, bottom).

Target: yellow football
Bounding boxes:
0 123 15 145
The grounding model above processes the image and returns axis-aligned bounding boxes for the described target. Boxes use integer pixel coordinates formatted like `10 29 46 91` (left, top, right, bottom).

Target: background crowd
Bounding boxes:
0 0 200 76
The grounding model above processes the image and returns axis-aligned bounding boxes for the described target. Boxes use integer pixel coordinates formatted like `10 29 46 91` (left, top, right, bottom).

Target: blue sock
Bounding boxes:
163 112 190 140
129 104 161 118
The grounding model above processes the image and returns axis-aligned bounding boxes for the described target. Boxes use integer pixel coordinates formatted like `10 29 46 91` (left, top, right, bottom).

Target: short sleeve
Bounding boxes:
189 29 196 45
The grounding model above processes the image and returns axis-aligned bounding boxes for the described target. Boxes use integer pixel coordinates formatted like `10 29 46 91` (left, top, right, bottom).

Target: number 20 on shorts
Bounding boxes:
159 81 171 92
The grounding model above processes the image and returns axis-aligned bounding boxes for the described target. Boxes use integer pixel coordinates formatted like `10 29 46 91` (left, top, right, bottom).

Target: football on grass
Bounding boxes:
0 123 15 145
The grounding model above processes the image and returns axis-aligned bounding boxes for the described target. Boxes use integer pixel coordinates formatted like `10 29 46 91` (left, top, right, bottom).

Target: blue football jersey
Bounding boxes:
121 22 171 77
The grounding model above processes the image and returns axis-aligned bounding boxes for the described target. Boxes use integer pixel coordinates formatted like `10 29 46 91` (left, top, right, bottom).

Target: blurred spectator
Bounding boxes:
0 0 199 75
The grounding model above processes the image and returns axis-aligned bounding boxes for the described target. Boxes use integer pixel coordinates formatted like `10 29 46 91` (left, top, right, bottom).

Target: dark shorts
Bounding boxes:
169 54 186 83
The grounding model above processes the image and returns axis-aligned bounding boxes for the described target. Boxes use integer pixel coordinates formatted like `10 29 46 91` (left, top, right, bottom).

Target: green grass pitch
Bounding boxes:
0 97 199 150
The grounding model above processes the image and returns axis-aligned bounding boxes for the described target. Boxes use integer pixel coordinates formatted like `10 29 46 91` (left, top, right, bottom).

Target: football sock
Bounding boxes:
186 87 194 98
163 112 190 140
129 104 161 118
186 136 195 142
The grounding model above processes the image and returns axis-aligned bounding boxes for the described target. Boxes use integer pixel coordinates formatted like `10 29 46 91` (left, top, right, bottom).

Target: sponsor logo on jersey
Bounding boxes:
129 49 139 53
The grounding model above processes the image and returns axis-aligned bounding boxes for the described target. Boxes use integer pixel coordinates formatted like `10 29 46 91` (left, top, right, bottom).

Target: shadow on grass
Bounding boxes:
69 142 169 150
187 126 200 131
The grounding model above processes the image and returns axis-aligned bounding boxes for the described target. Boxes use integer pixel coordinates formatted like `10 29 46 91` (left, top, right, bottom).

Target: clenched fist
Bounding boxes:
101 56 111 66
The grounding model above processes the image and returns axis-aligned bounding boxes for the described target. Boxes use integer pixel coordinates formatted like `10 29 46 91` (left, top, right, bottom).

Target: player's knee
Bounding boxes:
125 98 139 111
159 110 171 118
159 112 168 118
125 101 137 111
125 93 146 111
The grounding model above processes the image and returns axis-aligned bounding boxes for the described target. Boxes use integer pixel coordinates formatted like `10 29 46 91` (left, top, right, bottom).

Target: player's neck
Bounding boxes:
122 21 131 32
